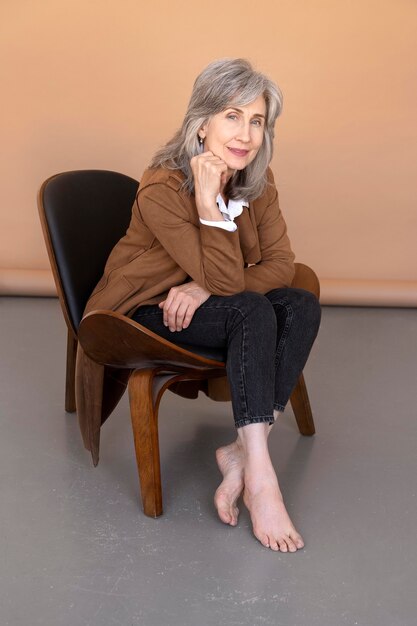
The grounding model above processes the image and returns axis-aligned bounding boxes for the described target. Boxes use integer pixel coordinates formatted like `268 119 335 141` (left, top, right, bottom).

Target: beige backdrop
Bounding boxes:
1 0 416 305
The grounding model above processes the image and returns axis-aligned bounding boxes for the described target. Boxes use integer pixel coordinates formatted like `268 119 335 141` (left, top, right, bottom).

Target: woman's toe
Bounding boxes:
219 508 231 524
269 538 279 551
285 537 298 552
258 533 270 548
230 507 239 525
278 538 288 552
293 533 304 549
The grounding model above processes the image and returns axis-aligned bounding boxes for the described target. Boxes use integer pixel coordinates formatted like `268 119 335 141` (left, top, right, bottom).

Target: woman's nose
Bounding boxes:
235 121 251 143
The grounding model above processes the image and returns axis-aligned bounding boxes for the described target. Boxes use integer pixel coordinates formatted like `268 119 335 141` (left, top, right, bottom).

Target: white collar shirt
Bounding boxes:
199 194 249 232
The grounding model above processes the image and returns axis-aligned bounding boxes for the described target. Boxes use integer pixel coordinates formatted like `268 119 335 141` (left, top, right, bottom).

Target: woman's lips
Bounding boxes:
228 148 249 157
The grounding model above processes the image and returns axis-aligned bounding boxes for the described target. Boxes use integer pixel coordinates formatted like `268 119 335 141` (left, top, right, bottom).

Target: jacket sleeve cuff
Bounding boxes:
199 218 237 232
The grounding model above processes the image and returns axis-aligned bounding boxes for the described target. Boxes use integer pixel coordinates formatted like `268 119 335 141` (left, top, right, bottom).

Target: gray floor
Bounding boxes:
1 297 417 626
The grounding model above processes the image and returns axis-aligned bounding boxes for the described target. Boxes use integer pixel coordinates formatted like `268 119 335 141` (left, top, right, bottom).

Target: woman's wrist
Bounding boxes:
195 194 224 221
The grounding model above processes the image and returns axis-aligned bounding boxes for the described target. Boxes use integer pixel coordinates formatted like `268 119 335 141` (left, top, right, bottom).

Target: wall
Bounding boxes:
1 0 416 305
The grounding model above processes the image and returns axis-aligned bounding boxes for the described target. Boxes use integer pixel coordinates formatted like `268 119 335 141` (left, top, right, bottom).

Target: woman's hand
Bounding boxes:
159 281 211 331
190 152 228 220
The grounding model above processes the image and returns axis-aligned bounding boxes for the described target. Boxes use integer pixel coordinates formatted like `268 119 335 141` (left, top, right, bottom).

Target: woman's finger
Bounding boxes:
182 304 197 329
165 300 179 331
162 289 177 327
174 300 191 331
165 292 188 331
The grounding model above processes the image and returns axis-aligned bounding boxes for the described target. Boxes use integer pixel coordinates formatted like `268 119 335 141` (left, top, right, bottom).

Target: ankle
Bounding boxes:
244 466 281 495
237 422 270 452
233 438 243 453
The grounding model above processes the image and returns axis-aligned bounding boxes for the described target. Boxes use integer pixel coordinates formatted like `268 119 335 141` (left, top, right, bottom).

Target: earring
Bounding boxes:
198 136 204 145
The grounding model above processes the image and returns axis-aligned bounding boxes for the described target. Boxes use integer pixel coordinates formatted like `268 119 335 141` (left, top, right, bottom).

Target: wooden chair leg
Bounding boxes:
128 369 163 518
65 330 78 413
75 347 104 466
290 372 316 436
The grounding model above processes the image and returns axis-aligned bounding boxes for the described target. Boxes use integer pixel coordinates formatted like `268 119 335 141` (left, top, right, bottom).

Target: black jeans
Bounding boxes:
132 288 321 428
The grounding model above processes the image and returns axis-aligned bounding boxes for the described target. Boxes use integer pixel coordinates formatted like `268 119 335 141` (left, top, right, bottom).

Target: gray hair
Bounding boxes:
149 58 283 201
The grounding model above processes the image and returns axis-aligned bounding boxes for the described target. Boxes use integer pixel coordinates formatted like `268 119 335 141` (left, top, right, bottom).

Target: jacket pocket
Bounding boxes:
87 274 136 312
109 275 137 310
128 247 146 263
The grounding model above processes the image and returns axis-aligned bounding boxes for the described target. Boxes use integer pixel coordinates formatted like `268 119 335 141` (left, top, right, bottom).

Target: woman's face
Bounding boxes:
199 94 266 178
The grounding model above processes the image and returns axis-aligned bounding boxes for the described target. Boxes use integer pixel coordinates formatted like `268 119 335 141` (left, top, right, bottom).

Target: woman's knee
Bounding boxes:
225 291 277 331
236 290 275 317
286 288 321 331
267 287 321 329
292 288 320 312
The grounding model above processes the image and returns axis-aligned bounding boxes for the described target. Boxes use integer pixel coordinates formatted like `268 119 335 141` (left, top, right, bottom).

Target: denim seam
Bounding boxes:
224 306 250 420
271 297 294 367
274 403 286 412
235 415 274 428
265 292 294 411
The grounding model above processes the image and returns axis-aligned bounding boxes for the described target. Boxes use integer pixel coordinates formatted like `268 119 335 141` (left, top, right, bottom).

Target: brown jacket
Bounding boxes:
77 166 295 464
84 166 295 316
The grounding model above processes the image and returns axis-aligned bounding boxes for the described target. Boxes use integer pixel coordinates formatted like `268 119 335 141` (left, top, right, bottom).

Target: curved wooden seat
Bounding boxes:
79 309 226 371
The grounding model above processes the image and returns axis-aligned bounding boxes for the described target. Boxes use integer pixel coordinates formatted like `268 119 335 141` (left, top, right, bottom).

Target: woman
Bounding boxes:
84 58 321 552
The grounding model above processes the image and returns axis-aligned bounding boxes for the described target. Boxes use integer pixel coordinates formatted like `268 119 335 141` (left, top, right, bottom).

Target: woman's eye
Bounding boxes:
227 114 238 121
251 119 262 126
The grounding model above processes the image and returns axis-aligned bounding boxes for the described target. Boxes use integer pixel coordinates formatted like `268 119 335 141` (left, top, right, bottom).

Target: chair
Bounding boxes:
38 170 320 518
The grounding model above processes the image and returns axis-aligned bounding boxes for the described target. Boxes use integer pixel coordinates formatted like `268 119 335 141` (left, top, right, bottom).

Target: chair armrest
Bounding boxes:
292 263 320 299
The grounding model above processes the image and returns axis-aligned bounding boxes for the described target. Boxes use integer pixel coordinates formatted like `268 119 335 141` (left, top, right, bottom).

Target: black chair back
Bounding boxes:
39 170 139 332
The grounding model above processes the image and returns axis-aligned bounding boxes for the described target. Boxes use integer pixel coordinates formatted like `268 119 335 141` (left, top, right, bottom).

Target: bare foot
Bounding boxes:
243 469 304 552
214 441 244 526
